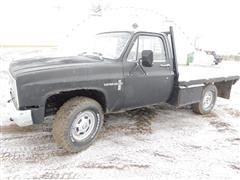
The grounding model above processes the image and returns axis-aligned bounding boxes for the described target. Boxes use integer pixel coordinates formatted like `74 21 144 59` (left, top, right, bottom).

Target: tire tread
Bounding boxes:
52 97 103 153
192 84 218 115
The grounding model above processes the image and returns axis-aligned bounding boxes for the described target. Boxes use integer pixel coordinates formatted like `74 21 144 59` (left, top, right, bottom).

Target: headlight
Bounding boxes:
8 71 19 109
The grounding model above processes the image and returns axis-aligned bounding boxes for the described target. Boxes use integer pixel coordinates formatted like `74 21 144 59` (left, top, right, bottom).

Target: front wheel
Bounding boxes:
192 84 218 115
52 97 104 153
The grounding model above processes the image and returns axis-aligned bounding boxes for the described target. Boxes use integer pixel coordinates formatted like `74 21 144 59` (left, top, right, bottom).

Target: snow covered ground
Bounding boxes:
0 50 240 179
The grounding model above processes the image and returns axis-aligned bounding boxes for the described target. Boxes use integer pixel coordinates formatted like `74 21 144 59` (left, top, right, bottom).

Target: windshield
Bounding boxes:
91 32 131 59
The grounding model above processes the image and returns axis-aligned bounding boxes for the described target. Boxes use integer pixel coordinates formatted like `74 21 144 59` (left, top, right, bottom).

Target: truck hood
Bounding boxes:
9 56 100 77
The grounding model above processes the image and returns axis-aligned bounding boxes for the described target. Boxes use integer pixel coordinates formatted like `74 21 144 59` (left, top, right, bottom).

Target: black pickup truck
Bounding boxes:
8 27 239 152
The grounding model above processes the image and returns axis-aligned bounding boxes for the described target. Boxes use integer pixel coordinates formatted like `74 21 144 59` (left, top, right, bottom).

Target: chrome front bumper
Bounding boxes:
7 101 33 127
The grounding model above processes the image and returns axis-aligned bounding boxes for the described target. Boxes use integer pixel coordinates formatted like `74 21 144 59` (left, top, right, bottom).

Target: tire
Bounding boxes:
192 84 218 115
52 97 104 153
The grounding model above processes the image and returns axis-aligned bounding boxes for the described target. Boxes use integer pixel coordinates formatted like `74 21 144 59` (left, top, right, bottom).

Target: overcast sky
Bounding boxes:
0 0 239 54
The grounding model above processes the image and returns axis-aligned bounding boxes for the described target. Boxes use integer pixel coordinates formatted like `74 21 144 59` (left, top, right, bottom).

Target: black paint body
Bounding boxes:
9 28 240 124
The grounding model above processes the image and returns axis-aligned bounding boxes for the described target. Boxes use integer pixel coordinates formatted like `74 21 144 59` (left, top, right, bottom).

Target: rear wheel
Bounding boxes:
52 97 103 153
192 84 218 115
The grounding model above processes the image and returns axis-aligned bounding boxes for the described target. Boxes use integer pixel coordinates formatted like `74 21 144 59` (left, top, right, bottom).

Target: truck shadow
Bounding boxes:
101 107 156 137
99 104 178 138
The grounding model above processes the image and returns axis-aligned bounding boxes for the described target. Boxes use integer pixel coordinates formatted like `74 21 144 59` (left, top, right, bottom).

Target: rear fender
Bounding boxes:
215 80 235 99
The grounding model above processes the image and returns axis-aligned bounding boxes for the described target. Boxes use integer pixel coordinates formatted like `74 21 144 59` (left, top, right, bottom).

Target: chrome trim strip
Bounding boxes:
179 84 205 89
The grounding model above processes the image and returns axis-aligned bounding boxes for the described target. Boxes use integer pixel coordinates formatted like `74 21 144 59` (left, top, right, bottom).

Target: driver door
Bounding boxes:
123 33 174 109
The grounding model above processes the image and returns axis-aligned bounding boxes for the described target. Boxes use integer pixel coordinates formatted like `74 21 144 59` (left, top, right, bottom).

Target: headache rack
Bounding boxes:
163 26 179 85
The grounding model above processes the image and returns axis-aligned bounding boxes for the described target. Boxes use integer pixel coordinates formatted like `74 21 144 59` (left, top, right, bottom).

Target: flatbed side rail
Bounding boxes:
168 76 239 107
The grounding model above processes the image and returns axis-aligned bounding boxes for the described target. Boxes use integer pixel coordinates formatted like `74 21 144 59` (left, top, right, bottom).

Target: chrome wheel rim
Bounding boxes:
203 91 214 110
70 110 95 142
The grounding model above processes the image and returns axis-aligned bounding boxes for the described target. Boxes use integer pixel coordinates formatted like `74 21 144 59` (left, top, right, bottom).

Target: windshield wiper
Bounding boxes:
79 51 103 60
92 52 103 56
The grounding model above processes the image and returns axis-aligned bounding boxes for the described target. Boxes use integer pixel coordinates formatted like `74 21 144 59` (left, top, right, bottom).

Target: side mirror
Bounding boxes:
141 50 153 67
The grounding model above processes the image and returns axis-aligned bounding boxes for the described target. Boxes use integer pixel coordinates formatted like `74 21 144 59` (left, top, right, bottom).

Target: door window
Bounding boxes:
127 35 166 63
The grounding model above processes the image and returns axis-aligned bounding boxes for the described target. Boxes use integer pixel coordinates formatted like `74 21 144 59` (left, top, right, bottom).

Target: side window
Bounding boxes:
138 36 166 63
127 39 138 62
127 35 166 63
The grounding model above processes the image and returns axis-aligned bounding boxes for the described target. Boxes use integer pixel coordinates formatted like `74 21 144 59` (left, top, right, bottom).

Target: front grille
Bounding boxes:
8 72 19 109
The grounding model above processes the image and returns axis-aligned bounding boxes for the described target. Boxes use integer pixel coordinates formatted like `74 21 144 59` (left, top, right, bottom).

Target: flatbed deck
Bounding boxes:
178 64 240 86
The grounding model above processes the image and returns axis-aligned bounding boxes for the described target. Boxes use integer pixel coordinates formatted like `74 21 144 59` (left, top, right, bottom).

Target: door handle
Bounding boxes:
159 64 171 67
